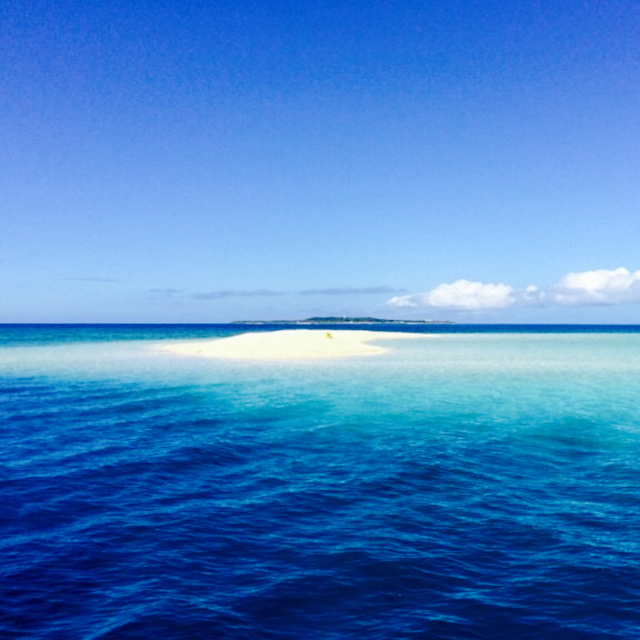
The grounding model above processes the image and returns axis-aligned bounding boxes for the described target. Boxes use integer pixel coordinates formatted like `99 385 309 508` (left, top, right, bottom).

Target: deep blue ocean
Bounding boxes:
2 324 640 639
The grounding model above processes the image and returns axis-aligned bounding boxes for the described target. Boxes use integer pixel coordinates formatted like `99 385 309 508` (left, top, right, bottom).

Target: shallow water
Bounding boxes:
2 326 640 639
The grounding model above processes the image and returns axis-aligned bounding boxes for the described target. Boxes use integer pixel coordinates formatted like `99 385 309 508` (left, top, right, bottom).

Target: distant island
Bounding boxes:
232 317 456 325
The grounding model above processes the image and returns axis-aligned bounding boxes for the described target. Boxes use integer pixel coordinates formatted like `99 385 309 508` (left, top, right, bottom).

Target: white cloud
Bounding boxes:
388 279 517 311
387 267 640 313
550 268 640 306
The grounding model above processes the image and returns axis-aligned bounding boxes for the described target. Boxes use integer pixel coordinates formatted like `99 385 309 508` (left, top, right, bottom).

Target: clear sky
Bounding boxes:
2 0 640 323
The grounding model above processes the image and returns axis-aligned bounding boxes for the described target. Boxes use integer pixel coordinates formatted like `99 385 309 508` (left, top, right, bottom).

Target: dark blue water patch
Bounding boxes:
2 372 640 638
0 324 244 347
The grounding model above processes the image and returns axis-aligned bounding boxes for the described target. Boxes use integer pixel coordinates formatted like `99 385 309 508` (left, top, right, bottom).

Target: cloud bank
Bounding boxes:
299 286 403 296
389 280 517 310
149 288 182 295
387 268 640 311
192 286 402 300
193 289 283 300
549 268 640 306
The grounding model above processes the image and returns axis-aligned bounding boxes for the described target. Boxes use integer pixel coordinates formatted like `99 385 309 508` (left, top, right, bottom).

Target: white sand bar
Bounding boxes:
161 329 430 360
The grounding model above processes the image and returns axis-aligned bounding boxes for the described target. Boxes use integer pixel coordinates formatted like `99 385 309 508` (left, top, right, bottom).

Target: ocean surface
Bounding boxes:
2 324 640 639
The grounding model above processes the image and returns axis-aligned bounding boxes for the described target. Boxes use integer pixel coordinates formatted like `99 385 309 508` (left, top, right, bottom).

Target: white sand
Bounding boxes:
160 329 429 360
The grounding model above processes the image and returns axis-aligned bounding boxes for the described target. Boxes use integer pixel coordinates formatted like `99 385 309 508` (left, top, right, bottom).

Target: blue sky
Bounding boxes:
2 0 639 322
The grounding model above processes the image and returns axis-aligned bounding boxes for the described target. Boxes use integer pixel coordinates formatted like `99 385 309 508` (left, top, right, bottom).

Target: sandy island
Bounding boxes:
160 329 430 360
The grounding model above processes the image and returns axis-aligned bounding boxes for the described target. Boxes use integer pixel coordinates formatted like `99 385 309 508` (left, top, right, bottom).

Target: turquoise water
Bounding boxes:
2 325 640 638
